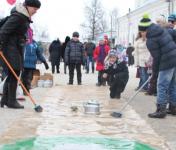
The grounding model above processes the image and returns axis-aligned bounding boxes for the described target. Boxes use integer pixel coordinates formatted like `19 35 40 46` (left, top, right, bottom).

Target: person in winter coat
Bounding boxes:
126 43 135 66
94 38 110 86
49 38 62 74
64 32 84 85
138 14 176 118
85 39 96 73
21 35 49 94
61 36 70 74
0 0 41 109
134 32 151 91
103 49 129 99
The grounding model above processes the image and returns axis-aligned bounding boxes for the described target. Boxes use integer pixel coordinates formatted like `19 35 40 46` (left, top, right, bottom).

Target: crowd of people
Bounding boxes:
0 0 176 120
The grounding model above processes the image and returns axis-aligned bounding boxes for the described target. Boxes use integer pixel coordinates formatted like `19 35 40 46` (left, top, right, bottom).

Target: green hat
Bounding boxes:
138 13 152 31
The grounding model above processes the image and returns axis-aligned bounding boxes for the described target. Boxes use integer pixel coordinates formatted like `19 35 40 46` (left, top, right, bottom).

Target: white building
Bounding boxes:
117 0 175 46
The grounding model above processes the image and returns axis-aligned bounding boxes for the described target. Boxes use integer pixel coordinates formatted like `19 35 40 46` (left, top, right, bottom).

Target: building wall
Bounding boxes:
117 0 170 46
135 0 159 8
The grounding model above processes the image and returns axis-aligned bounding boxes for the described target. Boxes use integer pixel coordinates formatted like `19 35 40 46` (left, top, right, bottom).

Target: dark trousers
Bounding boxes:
64 63 68 74
2 69 20 103
68 63 82 84
51 62 60 74
98 70 106 85
21 68 34 92
128 56 134 66
110 73 129 98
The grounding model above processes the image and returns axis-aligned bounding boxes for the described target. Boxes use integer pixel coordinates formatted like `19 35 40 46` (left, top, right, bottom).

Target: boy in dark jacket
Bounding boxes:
64 32 84 85
103 50 129 99
139 14 176 118
0 0 41 109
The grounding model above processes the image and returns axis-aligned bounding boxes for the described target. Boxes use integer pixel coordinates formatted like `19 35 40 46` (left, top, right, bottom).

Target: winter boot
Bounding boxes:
148 104 167 118
167 103 176 115
7 83 24 109
77 74 82 85
0 81 8 107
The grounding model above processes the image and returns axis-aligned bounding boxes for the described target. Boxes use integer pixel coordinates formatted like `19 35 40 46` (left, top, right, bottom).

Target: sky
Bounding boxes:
0 0 135 41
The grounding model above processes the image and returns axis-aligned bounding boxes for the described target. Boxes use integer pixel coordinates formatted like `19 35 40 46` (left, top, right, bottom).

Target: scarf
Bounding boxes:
98 45 106 64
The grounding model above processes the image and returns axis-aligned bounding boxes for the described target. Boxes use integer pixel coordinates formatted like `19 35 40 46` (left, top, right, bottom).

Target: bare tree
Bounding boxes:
81 0 106 40
109 8 119 40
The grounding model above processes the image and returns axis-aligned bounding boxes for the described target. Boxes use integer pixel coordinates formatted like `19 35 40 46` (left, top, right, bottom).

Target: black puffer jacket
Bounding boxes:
146 23 176 73
105 61 129 76
0 4 31 70
64 39 84 64
49 39 62 65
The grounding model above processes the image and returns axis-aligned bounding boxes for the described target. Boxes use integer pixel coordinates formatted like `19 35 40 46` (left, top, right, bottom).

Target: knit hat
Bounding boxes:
109 49 118 57
138 13 152 31
72 32 79 37
168 14 176 22
24 0 41 8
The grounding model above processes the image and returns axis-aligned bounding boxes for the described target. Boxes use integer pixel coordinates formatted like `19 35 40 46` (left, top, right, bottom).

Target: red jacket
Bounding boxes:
93 44 110 71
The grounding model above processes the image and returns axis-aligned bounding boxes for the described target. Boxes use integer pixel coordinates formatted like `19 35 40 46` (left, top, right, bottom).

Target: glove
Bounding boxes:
43 62 49 70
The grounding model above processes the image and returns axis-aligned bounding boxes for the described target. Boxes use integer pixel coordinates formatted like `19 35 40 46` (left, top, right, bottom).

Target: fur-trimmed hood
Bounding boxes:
15 3 30 18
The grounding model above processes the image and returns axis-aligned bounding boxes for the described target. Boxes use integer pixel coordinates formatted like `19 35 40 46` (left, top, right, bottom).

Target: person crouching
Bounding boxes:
103 50 129 99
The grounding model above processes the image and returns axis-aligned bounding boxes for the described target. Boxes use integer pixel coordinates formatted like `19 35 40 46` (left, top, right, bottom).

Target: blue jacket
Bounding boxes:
24 40 46 69
146 23 176 73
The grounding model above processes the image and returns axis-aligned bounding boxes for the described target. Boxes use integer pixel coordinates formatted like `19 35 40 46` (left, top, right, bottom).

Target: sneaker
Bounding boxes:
78 82 82 85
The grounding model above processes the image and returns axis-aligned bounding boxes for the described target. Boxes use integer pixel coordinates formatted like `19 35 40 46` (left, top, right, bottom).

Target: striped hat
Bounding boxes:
138 13 152 31
109 49 118 57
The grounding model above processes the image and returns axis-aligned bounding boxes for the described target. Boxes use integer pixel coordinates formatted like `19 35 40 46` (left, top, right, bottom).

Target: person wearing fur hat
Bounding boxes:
0 0 41 109
103 49 129 99
138 13 176 118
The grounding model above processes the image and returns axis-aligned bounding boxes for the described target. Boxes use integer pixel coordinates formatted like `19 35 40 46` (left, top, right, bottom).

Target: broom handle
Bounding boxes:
0 51 36 106
119 75 152 112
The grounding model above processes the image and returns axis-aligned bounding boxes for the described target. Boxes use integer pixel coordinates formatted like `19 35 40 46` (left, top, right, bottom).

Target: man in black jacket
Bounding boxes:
139 14 176 118
49 38 62 74
64 32 84 85
0 0 41 109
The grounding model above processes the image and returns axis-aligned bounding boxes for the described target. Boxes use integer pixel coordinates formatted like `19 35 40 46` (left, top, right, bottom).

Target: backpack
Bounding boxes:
0 16 9 29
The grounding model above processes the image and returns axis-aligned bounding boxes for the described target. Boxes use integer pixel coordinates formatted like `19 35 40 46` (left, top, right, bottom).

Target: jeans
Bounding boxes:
157 67 176 105
138 67 149 90
86 56 95 73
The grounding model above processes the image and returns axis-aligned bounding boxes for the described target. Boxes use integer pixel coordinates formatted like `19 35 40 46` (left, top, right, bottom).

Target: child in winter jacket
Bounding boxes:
103 49 129 99
93 38 110 86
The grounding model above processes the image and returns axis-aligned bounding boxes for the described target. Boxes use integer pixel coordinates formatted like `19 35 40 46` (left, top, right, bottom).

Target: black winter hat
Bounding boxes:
72 32 79 37
25 0 41 8
138 13 152 31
